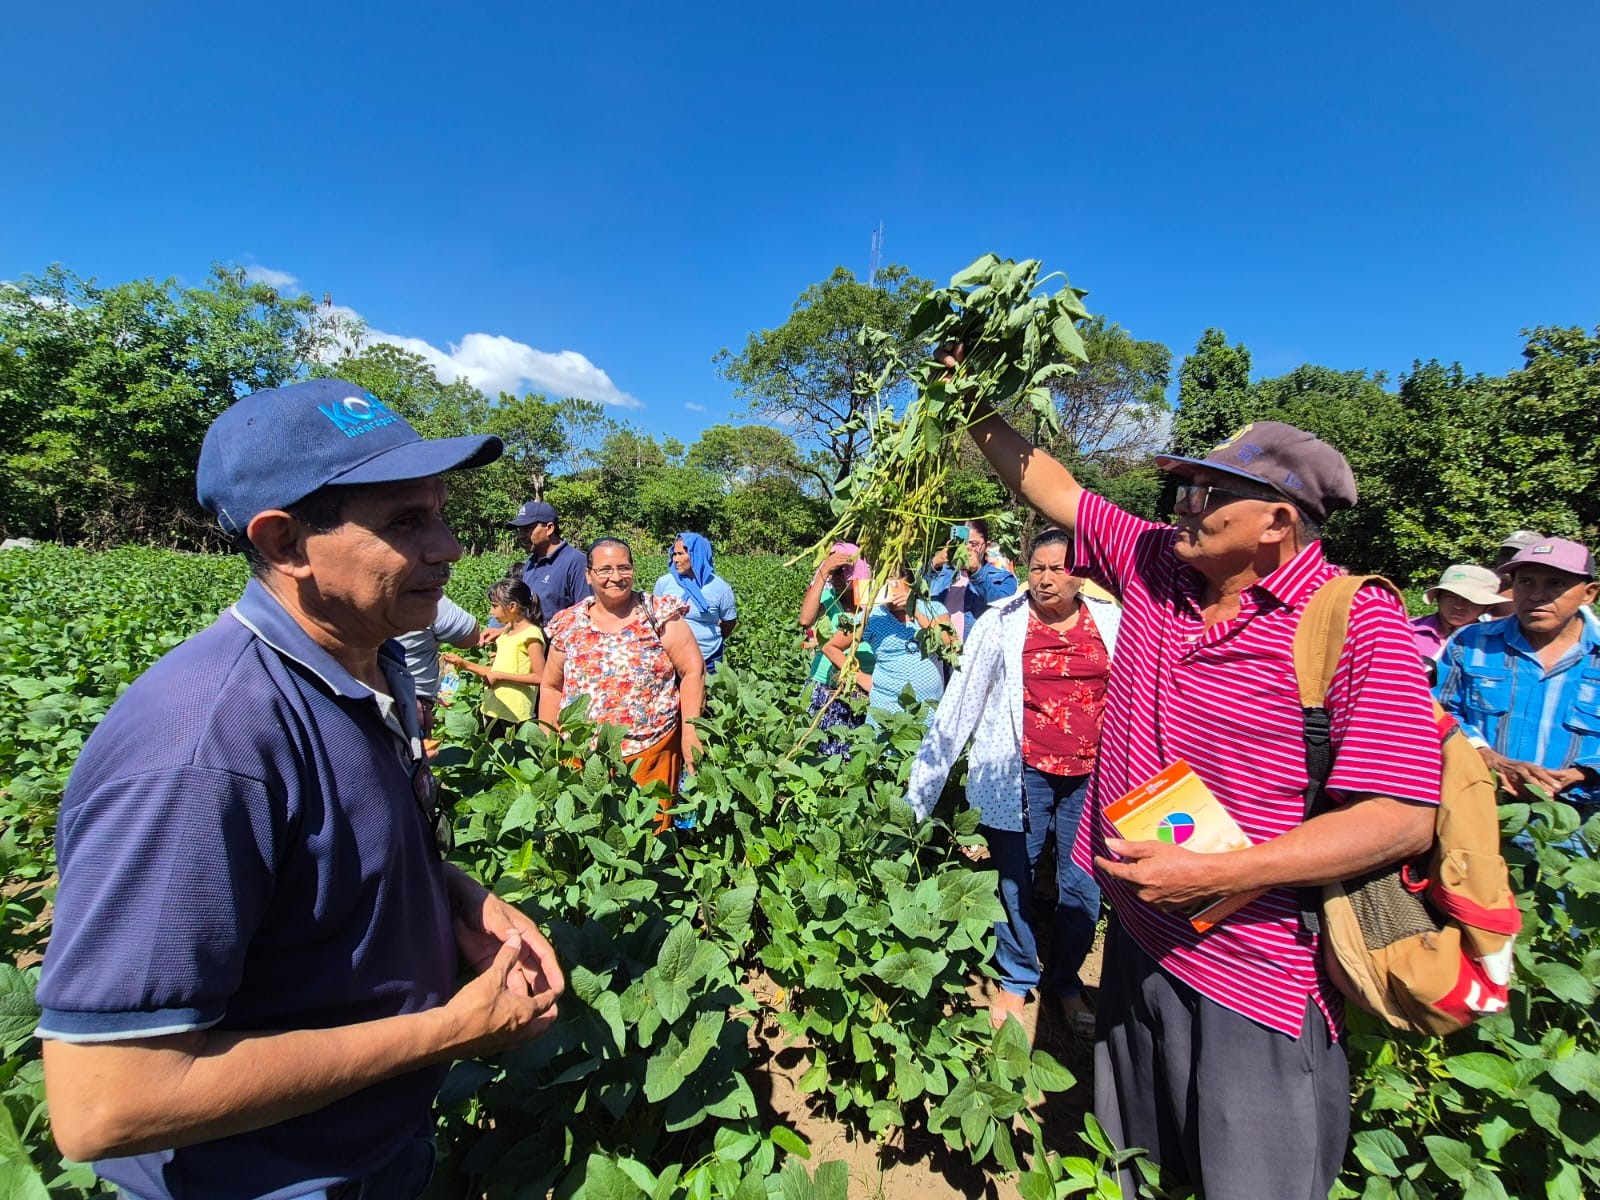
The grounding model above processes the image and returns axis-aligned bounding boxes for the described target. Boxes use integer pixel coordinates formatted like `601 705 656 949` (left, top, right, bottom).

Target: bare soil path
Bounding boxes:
747 944 1104 1199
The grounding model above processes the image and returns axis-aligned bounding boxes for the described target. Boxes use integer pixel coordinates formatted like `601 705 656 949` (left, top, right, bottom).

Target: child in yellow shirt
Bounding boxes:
442 578 546 742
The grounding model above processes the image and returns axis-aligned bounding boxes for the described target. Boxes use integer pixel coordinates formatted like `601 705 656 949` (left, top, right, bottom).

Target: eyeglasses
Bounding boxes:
591 565 635 579
1172 481 1278 515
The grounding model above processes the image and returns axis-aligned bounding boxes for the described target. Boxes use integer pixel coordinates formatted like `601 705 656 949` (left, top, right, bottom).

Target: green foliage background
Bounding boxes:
3 256 1599 1197
2 547 1598 1200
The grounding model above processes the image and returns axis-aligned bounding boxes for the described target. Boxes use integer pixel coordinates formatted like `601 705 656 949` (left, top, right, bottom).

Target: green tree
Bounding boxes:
637 467 727 547
1489 325 1600 538
1247 364 1404 572
1021 315 1171 466
714 264 933 494
0 264 317 545
1170 328 1256 455
990 316 1173 541
722 477 828 553
685 423 810 492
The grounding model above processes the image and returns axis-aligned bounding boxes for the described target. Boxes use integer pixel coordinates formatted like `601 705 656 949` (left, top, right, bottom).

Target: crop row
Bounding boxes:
2 546 1598 1199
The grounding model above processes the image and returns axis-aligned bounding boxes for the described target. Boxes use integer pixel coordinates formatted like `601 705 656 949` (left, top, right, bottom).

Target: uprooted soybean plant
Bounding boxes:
798 253 1092 617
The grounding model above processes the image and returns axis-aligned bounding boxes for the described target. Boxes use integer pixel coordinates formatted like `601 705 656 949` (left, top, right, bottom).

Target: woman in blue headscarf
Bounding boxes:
653 532 739 672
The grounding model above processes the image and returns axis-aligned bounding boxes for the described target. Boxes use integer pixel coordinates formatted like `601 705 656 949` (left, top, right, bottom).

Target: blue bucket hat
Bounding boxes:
197 379 503 535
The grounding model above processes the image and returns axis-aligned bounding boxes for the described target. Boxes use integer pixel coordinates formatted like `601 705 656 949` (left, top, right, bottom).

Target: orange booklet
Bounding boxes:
1103 759 1266 932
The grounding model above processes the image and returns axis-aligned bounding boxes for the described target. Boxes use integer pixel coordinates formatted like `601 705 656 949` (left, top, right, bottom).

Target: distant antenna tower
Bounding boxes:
868 221 884 286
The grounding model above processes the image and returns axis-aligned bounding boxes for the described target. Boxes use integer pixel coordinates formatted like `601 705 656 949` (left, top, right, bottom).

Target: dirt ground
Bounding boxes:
746 942 1104 1200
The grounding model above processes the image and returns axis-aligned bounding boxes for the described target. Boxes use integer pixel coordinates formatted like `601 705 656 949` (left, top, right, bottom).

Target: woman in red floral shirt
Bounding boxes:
540 539 706 826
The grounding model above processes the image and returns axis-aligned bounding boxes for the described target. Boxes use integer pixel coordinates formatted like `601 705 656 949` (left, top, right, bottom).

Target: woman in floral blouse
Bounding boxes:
905 529 1121 1033
540 539 706 827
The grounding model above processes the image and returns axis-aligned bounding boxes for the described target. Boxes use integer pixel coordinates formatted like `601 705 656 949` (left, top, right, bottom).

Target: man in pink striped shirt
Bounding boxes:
964 391 1442 1200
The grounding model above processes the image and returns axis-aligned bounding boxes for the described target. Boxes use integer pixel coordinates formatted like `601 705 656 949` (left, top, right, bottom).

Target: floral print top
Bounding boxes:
546 593 689 756
1020 604 1110 776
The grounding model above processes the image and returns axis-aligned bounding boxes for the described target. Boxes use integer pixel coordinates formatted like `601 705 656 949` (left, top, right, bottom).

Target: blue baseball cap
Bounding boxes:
197 379 503 536
507 500 558 528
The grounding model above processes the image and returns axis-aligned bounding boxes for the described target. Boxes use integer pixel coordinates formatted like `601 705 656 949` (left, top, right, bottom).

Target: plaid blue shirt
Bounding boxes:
1434 615 1600 804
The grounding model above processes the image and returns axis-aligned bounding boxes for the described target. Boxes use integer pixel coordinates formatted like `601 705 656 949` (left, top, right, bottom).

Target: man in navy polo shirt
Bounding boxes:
507 499 591 620
36 380 565 1200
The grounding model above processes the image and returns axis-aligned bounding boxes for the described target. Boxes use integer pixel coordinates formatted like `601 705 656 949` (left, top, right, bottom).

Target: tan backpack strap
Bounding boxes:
1293 575 1405 708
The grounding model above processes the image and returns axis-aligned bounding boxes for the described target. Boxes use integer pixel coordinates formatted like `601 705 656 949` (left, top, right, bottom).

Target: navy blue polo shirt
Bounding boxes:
37 579 456 1200
518 540 591 621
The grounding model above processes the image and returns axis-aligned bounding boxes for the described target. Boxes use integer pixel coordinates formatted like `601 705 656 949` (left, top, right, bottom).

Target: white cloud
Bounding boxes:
313 301 643 410
685 401 707 413
243 265 300 290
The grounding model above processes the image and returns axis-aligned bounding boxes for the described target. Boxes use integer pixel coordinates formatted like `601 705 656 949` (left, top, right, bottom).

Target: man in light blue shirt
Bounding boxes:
1435 537 1600 810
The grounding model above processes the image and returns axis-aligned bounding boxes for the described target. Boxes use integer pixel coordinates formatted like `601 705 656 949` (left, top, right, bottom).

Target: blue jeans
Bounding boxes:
985 766 1101 999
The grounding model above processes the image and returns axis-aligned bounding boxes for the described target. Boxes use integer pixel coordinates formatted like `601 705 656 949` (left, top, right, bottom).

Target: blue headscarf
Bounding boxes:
672 531 715 612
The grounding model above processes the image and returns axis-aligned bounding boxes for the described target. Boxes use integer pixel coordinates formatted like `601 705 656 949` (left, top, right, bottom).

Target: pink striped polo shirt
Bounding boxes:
1069 492 1442 1037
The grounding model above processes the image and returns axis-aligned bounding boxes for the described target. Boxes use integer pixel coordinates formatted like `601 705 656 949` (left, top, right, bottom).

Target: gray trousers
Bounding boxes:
1094 920 1350 1200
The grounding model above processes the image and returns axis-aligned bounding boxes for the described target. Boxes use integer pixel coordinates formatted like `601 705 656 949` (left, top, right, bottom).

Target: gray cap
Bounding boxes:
1154 421 1357 525
1499 529 1543 551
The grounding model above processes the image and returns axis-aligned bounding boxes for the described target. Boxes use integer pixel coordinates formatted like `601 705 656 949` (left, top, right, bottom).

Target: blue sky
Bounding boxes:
5 2 1596 447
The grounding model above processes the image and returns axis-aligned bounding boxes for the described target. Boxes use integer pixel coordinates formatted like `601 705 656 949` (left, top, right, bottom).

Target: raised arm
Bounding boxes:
799 550 852 628
967 397 1084 534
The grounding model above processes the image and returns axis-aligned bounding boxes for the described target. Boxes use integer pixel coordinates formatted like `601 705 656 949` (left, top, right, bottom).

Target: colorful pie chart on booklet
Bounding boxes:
1157 813 1196 845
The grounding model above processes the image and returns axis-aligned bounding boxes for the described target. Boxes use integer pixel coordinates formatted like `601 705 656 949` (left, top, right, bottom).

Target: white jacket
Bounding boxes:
905 589 1121 831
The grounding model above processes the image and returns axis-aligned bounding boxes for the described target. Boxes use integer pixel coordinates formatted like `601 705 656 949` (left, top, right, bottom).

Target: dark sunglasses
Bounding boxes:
1171 481 1279 515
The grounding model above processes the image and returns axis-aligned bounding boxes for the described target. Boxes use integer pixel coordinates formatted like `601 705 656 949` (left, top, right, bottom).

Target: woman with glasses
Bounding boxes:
906 529 1122 1034
540 538 707 828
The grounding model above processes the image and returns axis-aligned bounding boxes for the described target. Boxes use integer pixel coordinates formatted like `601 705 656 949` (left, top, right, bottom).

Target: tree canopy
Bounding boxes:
714 264 933 494
4 259 1595 586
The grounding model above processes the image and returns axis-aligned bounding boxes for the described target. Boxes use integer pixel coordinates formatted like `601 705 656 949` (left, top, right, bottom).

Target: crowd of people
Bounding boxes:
794 358 1598 1198
404 505 738 827
30 373 1600 1200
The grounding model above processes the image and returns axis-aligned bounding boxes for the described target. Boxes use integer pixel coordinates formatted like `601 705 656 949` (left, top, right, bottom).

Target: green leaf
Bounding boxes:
713 1127 762 1163
1424 1135 1477 1185
991 1015 1031 1079
712 886 757 936
1547 1049 1600 1097
1444 1052 1520 1097
1479 1115 1518 1154
1081 1111 1115 1157
654 921 698 984
0 1101 50 1200
812 1161 849 1200
584 1156 647 1200
769 1126 811 1160
871 947 948 994
1029 1049 1077 1093
1462 1166 1510 1200
1561 858 1600 895
1017 1168 1054 1200
0 965 40 1057
1546 1161 1585 1200
893 1053 925 1101
1352 1129 1408 1176
797 1052 829 1094
1531 961 1597 1006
